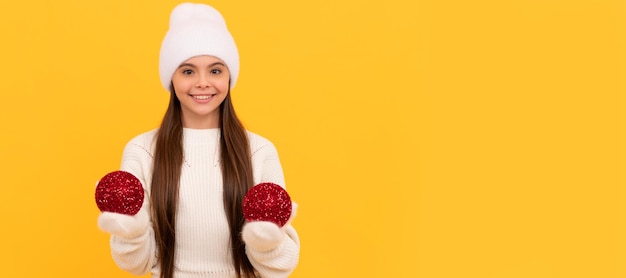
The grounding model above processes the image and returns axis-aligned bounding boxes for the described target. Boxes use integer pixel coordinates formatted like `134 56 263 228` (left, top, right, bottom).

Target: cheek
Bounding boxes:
216 77 230 91
171 78 183 91
172 83 190 100
172 78 193 92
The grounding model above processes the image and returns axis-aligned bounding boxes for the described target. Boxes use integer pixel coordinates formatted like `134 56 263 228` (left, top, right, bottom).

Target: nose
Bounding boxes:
196 73 211 88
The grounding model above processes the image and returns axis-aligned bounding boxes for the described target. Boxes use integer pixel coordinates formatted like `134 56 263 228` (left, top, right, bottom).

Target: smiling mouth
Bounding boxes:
191 94 215 100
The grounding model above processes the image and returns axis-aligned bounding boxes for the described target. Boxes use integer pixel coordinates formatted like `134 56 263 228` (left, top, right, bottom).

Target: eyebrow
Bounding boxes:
178 62 226 69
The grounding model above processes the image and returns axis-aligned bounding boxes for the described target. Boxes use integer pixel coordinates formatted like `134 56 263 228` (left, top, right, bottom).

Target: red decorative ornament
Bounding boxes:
242 182 292 227
95 171 144 216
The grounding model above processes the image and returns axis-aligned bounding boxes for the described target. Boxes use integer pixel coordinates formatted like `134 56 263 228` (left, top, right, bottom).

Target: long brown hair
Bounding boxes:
151 85 256 278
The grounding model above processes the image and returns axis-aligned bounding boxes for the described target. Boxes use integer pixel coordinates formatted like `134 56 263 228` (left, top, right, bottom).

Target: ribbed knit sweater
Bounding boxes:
109 128 300 278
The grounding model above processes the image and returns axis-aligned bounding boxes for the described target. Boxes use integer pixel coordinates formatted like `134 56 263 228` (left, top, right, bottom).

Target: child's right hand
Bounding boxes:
95 171 149 239
97 201 149 239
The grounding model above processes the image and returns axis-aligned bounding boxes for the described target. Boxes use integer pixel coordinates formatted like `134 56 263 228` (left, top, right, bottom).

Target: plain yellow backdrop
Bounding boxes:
0 0 623 277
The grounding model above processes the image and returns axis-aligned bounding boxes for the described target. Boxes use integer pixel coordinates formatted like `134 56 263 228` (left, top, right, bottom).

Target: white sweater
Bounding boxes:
109 128 300 278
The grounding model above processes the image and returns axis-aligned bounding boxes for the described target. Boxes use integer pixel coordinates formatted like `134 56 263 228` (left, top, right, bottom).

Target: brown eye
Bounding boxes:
182 69 193 75
210 68 222 74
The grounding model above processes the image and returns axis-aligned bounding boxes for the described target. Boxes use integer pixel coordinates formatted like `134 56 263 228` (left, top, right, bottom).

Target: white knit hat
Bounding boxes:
159 3 239 92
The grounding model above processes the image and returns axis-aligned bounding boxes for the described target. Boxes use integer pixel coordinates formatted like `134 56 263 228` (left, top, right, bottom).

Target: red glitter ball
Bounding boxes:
95 171 144 216
242 182 292 227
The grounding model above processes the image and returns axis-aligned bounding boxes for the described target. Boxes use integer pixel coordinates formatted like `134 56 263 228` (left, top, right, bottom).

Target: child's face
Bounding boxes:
171 55 230 129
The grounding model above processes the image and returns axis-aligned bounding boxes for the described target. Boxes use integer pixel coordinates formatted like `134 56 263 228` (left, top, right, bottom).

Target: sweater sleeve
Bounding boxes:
108 135 158 276
248 134 301 277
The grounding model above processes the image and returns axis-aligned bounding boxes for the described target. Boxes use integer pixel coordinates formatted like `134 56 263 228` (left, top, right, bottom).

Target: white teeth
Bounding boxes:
193 95 213 100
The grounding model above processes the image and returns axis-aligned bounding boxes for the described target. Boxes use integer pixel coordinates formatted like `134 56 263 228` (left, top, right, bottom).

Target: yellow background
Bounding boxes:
0 0 623 277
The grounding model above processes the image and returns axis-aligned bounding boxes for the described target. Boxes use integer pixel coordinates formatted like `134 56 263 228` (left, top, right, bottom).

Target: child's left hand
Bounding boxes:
242 202 298 252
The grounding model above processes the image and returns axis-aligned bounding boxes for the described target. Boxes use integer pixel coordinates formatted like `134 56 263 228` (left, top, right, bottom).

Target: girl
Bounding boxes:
97 3 300 278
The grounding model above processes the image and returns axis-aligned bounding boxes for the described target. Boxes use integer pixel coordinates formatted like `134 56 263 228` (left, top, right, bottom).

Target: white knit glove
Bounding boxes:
242 202 297 252
97 195 150 239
